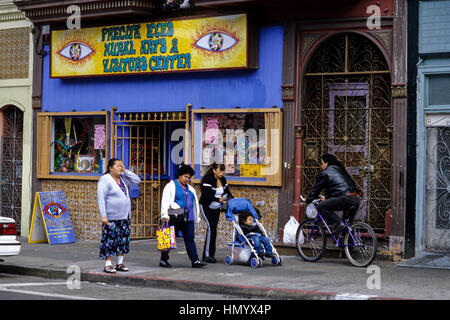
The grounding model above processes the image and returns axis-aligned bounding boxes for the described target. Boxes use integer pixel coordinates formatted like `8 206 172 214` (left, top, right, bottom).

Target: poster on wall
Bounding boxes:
51 14 254 78
29 191 76 245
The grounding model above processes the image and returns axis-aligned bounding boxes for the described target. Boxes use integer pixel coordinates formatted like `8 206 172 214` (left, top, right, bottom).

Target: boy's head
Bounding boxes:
240 212 254 226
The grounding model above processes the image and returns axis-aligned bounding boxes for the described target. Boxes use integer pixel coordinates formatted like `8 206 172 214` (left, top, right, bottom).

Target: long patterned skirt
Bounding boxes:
99 219 131 259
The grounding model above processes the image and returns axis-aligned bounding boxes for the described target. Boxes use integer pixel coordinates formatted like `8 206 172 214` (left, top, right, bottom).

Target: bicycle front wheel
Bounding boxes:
344 222 377 267
296 219 326 262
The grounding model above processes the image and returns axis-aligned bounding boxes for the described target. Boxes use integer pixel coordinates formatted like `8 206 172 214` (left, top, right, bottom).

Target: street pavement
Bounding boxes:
0 237 449 300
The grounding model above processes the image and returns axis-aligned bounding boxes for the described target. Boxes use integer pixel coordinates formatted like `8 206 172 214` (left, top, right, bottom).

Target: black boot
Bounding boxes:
332 222 346 236
159 260 172 268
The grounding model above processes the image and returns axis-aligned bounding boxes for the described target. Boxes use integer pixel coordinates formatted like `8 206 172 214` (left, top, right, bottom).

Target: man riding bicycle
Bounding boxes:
304 154 361 235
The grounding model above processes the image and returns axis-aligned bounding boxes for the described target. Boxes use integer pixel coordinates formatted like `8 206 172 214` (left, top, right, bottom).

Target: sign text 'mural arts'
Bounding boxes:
51 14 248 77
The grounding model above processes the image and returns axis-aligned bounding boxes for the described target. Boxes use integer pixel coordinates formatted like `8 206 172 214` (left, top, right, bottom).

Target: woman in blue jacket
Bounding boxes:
160 164 206 268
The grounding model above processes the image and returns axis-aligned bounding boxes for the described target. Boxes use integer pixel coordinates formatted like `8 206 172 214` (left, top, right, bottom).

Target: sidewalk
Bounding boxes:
0 237 449 300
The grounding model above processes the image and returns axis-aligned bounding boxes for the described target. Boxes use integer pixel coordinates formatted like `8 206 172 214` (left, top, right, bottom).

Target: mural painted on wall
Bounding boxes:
194 185 279 249
42 180 100 241
41 180 278 246
51 14 249 77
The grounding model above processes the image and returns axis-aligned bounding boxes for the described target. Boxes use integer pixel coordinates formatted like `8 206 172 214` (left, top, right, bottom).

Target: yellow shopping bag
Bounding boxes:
157 222 177 251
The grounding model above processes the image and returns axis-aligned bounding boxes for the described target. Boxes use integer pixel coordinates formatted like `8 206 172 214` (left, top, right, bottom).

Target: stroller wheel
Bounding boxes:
258 257 264 268
225 256 233 265
250 257 259 268
272 254 282 266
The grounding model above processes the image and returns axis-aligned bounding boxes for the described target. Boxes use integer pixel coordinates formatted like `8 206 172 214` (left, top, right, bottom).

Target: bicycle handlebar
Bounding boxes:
300 195 321 205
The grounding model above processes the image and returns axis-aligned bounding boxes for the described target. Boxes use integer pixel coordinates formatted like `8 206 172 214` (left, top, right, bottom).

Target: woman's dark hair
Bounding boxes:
321 153 360 193
202 162 225 181
177 163 195 178
105 158 121 174
321 154 345 170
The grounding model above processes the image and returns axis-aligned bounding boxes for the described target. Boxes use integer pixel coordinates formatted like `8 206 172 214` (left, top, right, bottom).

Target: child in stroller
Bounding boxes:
239 212 273 258
224 198 282 268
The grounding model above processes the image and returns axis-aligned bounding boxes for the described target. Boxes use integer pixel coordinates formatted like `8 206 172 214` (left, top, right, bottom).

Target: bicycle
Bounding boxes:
296 195 377 267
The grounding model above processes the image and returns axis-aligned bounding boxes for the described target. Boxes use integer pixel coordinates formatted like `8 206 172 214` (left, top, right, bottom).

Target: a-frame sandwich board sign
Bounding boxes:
29 191 76 244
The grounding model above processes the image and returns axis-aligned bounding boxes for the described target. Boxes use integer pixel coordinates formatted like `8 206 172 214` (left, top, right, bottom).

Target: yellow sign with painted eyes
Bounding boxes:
51 14 250 77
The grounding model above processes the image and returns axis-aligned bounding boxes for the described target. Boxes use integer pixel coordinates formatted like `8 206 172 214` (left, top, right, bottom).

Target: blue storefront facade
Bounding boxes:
42 26 282 113
33 12 285 242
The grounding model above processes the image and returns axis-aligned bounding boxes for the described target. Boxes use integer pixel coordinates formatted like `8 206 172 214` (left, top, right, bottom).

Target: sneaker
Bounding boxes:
203 257 217 263
159 260 172 268
192 260 207 268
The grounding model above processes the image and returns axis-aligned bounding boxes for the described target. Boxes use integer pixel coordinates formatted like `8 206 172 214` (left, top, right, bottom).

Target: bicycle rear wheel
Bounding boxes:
344 222 377 267
296 219 326 262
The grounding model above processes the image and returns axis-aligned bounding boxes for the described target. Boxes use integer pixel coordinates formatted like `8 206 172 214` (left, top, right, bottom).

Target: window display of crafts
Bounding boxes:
199 113 267 178
51 116 106 175
75 152 96 173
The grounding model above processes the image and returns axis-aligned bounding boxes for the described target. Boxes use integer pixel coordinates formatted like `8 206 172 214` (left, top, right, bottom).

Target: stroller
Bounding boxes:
223 198 282 268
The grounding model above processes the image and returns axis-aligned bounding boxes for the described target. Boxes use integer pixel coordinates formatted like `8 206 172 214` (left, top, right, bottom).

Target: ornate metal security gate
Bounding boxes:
302 33 392 232
424 118 450 252
0 106 23 232
111 108 188 239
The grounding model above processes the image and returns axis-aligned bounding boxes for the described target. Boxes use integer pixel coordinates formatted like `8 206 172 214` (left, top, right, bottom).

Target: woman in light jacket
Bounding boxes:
97 158 141 273
160 164 206 268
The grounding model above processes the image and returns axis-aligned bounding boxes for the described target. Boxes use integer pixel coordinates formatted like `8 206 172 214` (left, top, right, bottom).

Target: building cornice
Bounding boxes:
14 0 160 24
0 3 28 22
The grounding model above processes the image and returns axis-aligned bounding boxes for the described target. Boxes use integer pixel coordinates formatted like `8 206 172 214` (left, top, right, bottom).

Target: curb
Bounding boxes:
274 243 402 262
0 263 399 300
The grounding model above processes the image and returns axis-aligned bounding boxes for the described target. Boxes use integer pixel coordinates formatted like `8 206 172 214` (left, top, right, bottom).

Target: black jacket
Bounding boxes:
239 222 263 236
199 174 233 207
306 165 359 203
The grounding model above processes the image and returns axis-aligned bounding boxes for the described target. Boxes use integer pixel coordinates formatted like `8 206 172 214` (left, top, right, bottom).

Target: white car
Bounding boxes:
0 216 21 257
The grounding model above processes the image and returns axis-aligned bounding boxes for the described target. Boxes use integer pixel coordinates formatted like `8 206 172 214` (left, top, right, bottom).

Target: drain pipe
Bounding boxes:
293 125 304 222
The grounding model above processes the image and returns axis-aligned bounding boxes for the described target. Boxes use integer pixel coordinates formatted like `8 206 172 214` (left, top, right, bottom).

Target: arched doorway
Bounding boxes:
0 105 23 232
301 33 392 233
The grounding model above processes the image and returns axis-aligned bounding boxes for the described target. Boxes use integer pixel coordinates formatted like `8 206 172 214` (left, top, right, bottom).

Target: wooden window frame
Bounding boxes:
36 111 109 180
191 108 282 187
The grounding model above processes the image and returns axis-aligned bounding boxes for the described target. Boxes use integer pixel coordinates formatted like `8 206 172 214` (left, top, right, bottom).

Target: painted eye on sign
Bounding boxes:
58 42 95 62
194 31 238 52
43 201 66 219
51 14 254 77
29 192 76 245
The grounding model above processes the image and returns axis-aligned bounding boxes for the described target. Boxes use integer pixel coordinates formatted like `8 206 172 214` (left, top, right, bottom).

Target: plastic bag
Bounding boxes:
282 216 299 244
298 227 305 244
156 222 177 251
306 203 318 219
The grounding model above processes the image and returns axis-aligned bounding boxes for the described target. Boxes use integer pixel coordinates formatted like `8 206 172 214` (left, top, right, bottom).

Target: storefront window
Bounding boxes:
36 112 109 179
51 116 106 174
192 108 282 186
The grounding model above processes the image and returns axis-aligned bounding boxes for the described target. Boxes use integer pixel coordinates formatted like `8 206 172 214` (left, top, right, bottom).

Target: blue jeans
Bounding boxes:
161 221 199 263
249 235 272 255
